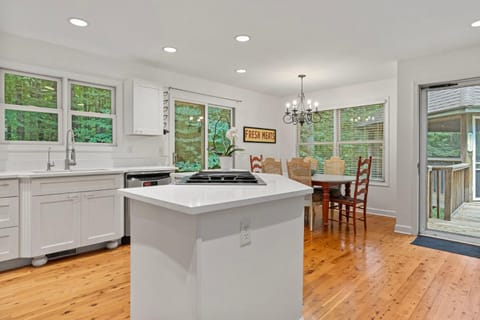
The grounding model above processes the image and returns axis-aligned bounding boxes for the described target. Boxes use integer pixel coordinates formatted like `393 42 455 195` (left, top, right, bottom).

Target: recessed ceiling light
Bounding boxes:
472 20 480 27
236 69 247 74
163 47 177 53
69 17 88 27
235 35 251 42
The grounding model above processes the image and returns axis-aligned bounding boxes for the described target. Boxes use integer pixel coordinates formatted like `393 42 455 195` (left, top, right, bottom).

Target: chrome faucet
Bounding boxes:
46 147 55 171
65 129 77 170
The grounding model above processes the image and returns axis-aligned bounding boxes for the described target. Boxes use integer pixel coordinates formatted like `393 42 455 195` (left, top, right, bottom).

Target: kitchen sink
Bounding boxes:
31 168 109 173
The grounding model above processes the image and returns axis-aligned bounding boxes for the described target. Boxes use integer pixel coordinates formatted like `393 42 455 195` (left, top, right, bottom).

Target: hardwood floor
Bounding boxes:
0 214 478 320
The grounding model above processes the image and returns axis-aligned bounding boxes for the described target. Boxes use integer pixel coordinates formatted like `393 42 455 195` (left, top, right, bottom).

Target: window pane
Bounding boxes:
4 73 57 108
72 115 113 143
71 84 112 114
298 144 334 173
299 110 334 143
5 109 58 141
208 106 232 169
339 143 383 180
339 104 384 141
427 118 461 159
175 101 205 172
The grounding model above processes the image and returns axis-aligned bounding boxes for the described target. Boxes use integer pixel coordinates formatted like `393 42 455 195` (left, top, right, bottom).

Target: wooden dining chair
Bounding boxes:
303 156 319 172
261 157 283 175
329 156 372 233
287 158 322 231
324 156 345 208
249 154 263 173
324 156 345 175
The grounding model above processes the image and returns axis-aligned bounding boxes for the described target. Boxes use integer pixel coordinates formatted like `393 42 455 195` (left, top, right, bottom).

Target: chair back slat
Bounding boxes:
353 156 373 203
287 158 312 186
249 154 263 173
324 156 345 175
262 157 283 175
303 156 319 172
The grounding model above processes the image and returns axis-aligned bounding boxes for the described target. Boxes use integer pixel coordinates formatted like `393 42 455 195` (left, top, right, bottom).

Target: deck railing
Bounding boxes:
427 163 470 220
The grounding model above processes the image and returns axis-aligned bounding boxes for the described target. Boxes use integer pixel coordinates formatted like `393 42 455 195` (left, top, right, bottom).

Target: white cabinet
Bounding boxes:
0 179 19 262
0 227 18 262
81 190 122 246
124 79 164 135
21 174 123 264
31 193 81 256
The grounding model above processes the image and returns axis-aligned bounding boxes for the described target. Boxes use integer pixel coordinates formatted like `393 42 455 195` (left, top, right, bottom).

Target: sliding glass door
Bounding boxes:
419 81 480 244
174 100 233 172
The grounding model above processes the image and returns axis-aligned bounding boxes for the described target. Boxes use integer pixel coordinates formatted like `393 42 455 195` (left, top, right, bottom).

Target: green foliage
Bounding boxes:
4 74 113 143
4 73 57 108
208 107 232 159
72 116 113 143
71 84 112 114
298 103 385 180
5 110 58 141
427 132 460 158
339 104 383 141
175 101 205 171
299 110 334 143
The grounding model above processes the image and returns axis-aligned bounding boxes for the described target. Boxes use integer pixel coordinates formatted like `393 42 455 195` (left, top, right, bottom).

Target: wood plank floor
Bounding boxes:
0 214 478 320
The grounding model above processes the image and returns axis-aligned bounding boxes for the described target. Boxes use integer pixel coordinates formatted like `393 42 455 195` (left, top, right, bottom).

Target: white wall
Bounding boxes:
397 44 480 234
282 78 398 217
0 32 285 171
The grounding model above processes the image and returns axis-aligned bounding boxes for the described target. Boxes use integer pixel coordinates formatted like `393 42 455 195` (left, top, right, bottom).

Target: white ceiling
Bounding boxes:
1 0 480 96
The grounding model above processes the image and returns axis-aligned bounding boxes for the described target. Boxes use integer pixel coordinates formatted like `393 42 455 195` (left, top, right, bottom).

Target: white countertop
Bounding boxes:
0 166 176 179
118 173 312 215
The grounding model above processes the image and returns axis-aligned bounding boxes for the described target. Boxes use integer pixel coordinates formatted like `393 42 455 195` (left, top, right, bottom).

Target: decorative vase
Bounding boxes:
219 156 233 170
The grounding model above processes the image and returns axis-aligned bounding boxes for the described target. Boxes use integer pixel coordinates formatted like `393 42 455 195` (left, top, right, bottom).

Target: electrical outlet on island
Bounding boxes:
240 219 251 247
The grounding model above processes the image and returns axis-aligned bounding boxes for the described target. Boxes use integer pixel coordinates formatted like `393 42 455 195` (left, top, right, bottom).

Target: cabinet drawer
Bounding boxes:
0 227 19 262
0 180 19 198
32 174 123 196
0 197 19 228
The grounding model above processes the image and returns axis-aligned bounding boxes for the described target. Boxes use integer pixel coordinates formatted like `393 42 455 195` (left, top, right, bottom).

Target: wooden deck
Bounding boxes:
427 201 480 238
0 214 478 319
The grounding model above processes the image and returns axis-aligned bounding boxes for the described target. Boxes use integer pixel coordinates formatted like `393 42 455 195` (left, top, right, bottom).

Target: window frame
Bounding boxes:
297 100 388 184
0 69 63 144
68 80 117 146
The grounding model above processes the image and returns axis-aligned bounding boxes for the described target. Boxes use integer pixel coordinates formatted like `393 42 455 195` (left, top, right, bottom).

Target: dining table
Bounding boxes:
311 173 356 226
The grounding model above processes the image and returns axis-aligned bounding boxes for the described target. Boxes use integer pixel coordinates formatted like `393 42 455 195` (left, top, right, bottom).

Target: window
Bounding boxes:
1 69 117 145
1 70 61 142
174 100 234 172
298 102 385 181
69 81 115 144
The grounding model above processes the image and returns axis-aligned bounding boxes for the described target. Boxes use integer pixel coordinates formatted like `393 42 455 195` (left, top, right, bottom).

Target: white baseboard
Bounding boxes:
394 224 414 234
367 207 396 217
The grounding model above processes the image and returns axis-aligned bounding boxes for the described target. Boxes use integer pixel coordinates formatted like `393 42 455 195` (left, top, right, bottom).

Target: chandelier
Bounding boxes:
283 74 320 126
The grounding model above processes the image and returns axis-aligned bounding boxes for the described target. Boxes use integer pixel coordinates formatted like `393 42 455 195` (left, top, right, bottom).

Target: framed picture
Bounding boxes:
243 126 276 144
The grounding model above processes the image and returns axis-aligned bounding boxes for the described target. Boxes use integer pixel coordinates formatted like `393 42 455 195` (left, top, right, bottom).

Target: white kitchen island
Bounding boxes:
118 173 312 320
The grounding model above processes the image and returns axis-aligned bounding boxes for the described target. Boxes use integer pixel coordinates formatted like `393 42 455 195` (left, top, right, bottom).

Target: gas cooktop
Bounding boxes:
179 170 266 185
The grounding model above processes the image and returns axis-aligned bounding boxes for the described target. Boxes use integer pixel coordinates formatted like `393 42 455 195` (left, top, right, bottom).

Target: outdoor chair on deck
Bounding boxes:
329 156 372 233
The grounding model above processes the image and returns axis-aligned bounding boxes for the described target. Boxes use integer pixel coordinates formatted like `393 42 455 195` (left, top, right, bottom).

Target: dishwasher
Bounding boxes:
124 171 172 241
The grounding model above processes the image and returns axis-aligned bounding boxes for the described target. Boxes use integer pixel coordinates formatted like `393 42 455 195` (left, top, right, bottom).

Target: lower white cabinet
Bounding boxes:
0 227 19 262
21 174 123 264
0 179 19 262
31 193 81 256
30 190 122 257
81 190 121 246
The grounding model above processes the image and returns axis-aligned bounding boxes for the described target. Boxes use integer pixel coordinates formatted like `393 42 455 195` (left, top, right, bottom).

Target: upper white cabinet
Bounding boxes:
124 79 164 135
